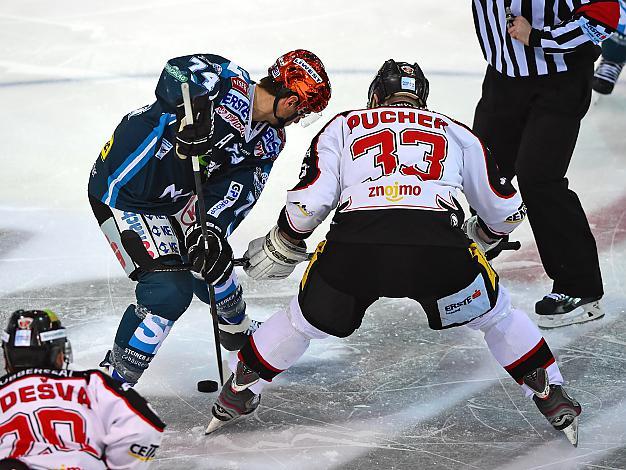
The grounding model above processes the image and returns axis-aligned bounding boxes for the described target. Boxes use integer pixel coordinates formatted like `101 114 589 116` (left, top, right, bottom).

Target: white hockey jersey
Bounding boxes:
0 368 164 469
278 106 525 246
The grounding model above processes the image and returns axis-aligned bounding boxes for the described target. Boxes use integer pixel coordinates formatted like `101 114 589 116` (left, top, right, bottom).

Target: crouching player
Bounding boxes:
207 60 582 446
0 310 164 469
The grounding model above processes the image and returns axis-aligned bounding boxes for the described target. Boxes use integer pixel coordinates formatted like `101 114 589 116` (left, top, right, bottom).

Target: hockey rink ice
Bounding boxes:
1 2 625 468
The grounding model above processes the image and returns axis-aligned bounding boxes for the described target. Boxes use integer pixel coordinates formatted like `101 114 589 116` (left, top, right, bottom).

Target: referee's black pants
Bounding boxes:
472 65 603 298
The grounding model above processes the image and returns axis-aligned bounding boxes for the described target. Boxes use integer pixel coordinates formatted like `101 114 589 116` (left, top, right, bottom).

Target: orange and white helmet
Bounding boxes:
268 49 331 117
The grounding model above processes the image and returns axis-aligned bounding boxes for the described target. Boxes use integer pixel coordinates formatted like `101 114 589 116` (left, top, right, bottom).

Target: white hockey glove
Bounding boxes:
244 226 308 280
462 215 502 254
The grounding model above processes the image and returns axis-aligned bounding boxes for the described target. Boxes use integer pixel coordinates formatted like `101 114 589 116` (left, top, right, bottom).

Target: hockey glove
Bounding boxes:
244 225 308 280
185 222 233 285
462 215 503 255
176 93 214 158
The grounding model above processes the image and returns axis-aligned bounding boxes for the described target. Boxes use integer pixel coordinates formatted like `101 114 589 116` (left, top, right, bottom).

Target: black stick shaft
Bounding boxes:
183 82 225 387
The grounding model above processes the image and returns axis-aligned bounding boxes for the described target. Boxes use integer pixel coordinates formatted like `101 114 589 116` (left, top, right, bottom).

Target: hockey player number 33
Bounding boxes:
0 408 97 458
351 128 448 181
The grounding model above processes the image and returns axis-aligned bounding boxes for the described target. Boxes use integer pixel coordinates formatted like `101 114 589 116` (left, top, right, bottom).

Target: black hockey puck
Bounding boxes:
197 380 219 393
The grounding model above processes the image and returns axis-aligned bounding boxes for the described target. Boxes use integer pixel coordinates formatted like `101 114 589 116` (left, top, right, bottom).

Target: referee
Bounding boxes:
471 0 620 328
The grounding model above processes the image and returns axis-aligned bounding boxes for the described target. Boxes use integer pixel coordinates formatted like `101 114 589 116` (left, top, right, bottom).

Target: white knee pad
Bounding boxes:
286 295 331 340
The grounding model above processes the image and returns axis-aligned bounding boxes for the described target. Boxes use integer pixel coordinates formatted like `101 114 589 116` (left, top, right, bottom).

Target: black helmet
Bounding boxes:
367 59 429 108
2 309 71 372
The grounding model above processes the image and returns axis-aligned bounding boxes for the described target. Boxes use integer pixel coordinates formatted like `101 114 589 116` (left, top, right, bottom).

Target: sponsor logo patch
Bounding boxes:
208 181 243 217
164 62 188 82
506 202 527 223
230 76 249 95
367 182 421 202
155 139 173 160
293 57 323 83
401 77 416 91
215 106 245 137
17 317 33 330
437 273 491 327
222 91 250 122
100 134 114 161
129 443 160 462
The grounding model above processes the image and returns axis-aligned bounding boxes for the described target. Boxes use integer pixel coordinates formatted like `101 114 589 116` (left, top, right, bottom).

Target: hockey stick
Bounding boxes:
182 82 225 389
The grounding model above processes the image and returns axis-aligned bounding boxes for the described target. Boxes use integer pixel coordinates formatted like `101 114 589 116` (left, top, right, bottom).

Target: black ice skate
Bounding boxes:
593 59 624 95
205 366 261 435
218 315 261 351
99 350 133 385
535 294 603 328
524 368 581 447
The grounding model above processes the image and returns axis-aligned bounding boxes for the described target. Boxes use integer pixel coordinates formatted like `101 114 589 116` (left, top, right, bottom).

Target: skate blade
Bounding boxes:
537 303 604 329
562 416 579 447
205 416 228 435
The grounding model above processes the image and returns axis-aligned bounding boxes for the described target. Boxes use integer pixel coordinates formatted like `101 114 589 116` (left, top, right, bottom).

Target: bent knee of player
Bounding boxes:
135 270 194 320
289 296 330 340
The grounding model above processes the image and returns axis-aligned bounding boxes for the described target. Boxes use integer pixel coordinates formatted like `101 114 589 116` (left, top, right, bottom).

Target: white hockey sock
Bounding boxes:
237 295 329 395
466 288 563 397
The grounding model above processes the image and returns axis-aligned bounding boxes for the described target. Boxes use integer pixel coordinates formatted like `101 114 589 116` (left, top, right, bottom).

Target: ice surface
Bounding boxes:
1 1 625 468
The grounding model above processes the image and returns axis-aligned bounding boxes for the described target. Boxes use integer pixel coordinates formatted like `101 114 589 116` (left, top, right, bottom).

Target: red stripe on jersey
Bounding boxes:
576 2 620 29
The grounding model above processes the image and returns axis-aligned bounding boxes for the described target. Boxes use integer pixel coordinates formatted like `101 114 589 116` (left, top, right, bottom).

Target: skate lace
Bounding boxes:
245 320 262 335
546 293 568 301
595 61 624 82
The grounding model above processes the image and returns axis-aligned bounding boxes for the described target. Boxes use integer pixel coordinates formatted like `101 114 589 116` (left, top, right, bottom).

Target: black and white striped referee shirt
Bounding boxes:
472 0 620 76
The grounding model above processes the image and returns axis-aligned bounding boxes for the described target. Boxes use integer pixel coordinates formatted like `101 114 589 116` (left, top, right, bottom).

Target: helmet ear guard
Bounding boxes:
367 59 429 109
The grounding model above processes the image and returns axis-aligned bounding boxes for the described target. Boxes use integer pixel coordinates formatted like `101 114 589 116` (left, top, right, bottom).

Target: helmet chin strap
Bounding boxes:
272 89 300 128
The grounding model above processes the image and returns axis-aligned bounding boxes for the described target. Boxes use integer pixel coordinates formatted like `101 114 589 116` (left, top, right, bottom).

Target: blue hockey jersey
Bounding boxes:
88 54 286 234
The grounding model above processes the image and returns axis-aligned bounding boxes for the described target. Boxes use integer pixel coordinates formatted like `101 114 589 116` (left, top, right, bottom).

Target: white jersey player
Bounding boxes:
205 60 582 447
0 309 164 469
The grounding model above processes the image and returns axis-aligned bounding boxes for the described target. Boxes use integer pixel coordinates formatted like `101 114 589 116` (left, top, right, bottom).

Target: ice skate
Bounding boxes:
99 350 132 385
218 315 262 351
535 294 603 328
524 368 581 446
205 368 261 435
593 59 624 95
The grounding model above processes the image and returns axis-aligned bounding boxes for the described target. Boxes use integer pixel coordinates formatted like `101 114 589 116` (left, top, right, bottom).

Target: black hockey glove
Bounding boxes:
176 93 214 158
185 221 233 285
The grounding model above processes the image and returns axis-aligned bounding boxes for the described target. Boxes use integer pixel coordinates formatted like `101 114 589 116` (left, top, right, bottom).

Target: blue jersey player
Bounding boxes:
88 50 331 385
593 0 626 94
